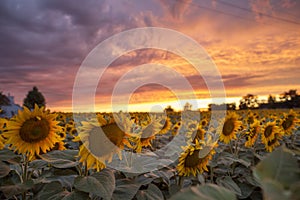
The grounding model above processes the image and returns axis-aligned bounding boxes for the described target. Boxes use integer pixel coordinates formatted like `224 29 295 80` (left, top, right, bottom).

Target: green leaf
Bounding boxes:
216 176 242 196
259 179 290 200
74 169 115 200
39 150 78 161
0 180 34 198
0 148 21 163
0 161 10 178
136 184 164 200
170 183 237 200
253 145 299 189
35 181 65 200
112 179 141 200
39 150 79 168
29 159 48 169
91 169 115 199
237 182 255 199
62 190 90 200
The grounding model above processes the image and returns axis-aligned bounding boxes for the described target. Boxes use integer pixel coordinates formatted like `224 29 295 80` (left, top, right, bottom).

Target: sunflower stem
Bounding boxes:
84 161 88 176
210 165 214 183
178 176 184 188
21 155 29 200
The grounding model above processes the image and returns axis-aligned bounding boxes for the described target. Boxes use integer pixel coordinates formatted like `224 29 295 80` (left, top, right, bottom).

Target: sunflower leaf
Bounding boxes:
253 145 300 199
216 176 242 196
0 161 10 178
253 145 299 189
170 183 237 200
136 184 164 200
0 179 34 198
91 169 115 199
61 190 90 200
0 148 21 163
112 179 141 200
74 169 115 200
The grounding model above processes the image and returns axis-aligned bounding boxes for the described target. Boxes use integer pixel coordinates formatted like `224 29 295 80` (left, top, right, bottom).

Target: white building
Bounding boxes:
0 93 22 118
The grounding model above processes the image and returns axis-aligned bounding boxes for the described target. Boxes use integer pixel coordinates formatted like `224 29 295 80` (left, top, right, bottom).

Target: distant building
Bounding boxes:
0 93 22 118
183 102 192 111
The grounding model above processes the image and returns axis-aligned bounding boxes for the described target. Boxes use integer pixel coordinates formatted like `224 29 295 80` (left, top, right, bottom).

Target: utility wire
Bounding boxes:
216 0 300 26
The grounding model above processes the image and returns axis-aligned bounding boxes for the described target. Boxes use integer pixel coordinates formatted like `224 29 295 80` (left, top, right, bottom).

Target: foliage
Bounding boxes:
23 86 46 109
0 109 299 199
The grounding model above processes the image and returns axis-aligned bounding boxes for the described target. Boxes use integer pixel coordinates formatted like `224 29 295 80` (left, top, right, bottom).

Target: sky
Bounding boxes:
0 0 299 112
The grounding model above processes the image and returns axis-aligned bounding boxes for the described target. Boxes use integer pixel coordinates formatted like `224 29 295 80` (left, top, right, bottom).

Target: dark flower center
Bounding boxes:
20 117 50 143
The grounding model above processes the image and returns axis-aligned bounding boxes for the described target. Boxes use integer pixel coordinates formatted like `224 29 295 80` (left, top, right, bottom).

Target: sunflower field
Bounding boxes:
0 105 299 200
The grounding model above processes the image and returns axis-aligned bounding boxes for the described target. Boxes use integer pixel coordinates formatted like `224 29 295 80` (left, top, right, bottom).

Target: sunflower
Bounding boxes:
219 112 242 144
244 120 260 147
199 118 208 128
0 118 7 131
265 132 283 152
245 111 257 125
77 144 106 171
74 114 133 162
280 110 298 135
177 138 217 177
0 134 5 149
3 105 62 159
134 117 162 153
51 141 66 151
172 121 181 136
261 121 281 145
192 126 206 144
158 117 172 134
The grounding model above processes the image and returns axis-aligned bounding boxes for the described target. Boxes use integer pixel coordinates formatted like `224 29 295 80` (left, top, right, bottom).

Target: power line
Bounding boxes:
173 0 257 24
216 0 300 26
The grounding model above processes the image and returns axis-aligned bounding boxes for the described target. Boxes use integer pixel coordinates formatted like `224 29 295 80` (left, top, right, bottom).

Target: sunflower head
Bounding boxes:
244 120 260 147
158 117 172 134
265 132 282 152
78 144 106 172
3 105 62 159
177 138 217 177
192 126 206 144
219 112 242 144
75 114 134 163
261 121 282 145
172 121 181 136
281 110 298 135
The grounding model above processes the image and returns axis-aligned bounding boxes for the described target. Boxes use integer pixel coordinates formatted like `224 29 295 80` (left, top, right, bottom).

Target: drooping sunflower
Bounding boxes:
244 120 260 147
77 144 106 171
74 114 133 163
261 121 282 145
177 138 217 177
265 132 283 152
192 126 206 144
219 112 242 144
134 117 162 153
158 117 172 134
3 105 62 159
280 110 299 136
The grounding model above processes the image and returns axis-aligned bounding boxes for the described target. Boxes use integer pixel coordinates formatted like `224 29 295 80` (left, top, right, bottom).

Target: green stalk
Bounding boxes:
22 155 29 200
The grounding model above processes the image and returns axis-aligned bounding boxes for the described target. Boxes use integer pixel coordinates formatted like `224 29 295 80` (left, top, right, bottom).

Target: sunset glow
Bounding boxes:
0 0 299 112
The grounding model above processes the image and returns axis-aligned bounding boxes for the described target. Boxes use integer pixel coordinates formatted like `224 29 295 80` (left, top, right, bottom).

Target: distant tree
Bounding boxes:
239 94 259 110
164 105 174 113
267 95 276 104
0 92 10 105
23 86 46 109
